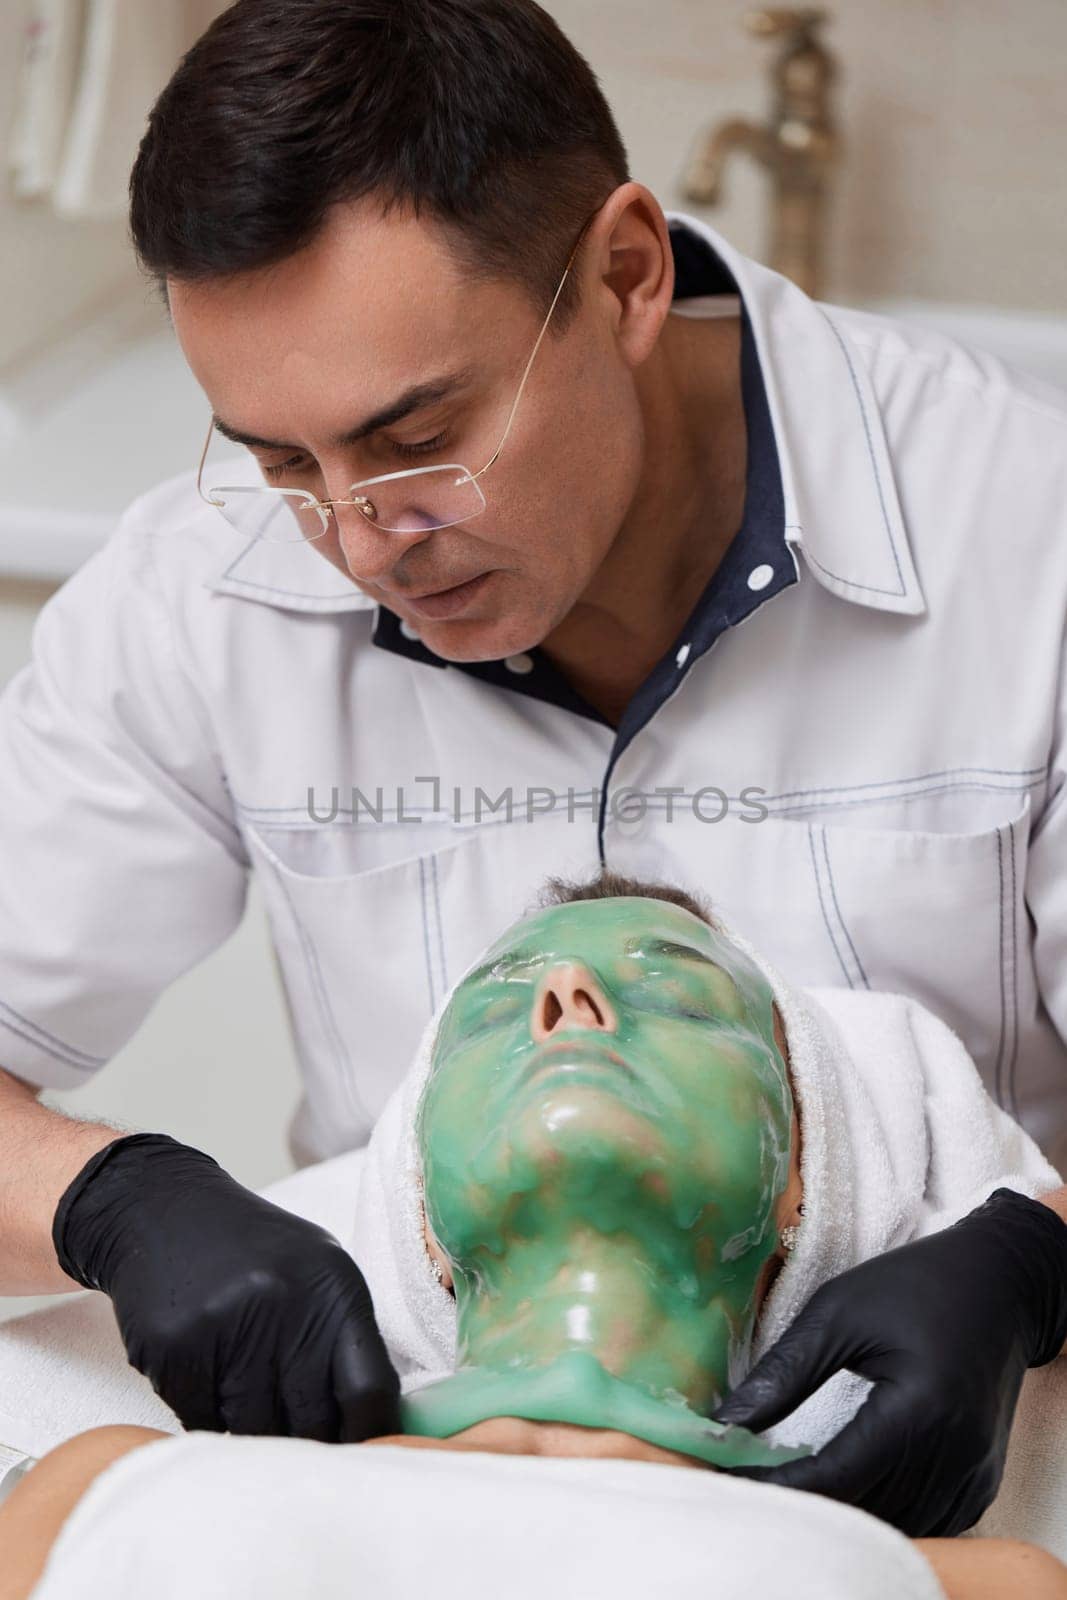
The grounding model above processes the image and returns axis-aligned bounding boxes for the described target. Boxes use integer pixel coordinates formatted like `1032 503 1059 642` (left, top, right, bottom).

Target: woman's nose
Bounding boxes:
531 963 618 1041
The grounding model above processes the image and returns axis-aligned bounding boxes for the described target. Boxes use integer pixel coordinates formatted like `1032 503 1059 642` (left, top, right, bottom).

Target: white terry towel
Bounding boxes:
350 910 1064 1456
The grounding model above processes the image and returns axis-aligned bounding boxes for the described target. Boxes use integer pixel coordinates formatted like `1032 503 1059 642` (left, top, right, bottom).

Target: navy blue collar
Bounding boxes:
371 220 794 751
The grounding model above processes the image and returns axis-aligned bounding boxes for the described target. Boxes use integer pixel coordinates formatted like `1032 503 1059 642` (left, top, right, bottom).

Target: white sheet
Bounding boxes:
29 1431 946 1600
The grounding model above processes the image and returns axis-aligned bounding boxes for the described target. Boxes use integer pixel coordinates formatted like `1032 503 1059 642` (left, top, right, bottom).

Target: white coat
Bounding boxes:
2 208 1066 1169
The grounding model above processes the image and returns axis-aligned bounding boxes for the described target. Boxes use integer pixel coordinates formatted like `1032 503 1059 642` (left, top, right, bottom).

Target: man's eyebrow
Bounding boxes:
211 364 481 452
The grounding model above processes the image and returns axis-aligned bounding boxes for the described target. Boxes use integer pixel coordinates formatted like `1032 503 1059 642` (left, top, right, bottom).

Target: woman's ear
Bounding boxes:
419 1196 455 1292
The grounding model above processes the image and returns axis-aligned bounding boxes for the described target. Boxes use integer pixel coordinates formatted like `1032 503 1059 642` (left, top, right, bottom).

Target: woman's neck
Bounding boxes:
456 1228 738 1415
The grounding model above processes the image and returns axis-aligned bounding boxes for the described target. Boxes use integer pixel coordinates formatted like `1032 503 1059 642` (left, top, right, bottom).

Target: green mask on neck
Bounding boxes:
401 896 809 1470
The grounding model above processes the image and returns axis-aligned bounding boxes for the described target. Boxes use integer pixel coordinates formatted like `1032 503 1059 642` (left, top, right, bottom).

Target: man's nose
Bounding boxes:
330 500 434 587
531 962 618 1041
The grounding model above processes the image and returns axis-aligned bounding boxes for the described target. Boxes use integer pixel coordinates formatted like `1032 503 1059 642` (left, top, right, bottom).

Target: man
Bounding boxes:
1 0 1065 1539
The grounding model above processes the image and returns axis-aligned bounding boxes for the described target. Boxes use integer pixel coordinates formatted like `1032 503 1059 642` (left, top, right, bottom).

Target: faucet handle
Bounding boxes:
745 8 828 39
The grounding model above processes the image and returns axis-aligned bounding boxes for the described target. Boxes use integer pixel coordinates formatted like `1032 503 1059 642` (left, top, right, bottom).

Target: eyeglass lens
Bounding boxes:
207 465 487 543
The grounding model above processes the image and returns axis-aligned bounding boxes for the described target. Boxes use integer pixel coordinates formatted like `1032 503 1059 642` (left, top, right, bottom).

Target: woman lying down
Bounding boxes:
3 870 1067 1600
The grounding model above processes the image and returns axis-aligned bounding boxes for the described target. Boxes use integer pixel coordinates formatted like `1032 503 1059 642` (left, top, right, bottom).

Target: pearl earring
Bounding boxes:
781 1203 806 1253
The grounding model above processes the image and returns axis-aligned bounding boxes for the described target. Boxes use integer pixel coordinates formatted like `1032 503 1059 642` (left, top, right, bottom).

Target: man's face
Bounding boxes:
169 194 647 664
418 897 794 1294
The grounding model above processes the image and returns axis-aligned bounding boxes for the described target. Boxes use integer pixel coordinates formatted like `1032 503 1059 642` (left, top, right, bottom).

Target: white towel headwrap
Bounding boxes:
351 905 1061 1452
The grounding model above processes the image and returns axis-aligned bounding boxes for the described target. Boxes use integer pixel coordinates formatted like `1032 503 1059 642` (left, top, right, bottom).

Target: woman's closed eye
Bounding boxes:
471 990 528 1032
620 976 722 1022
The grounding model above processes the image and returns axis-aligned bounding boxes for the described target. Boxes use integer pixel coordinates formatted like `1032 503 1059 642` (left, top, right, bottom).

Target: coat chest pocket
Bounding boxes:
649 790 1034 1108
241 812 600 1153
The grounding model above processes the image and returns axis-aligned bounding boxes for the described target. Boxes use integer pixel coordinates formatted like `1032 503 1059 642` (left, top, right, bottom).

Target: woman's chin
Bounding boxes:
362 1417 706 1470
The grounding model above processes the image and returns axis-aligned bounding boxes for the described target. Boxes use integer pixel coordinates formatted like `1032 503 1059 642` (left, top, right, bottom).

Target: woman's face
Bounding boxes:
417 897 796 1338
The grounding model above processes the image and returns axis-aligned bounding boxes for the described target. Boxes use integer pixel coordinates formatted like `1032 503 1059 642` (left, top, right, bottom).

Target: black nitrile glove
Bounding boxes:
711 1187 1067 1537
53 1132 400 1442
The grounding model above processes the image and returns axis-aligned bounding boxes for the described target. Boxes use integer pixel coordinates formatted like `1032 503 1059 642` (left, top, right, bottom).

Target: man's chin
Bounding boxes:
411 613 545 665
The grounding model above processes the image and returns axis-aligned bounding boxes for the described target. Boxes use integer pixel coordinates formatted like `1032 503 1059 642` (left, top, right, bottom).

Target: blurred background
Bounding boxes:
0 0 1064 1315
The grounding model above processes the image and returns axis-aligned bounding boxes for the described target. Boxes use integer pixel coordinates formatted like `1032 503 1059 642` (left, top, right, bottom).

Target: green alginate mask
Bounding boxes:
402 896 810 1470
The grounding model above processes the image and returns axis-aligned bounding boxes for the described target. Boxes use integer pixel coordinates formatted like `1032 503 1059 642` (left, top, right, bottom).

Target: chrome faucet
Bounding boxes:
681 8 840 299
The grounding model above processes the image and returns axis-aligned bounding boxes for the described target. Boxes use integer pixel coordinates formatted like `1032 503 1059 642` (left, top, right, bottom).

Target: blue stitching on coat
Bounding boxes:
994 827 1007 1110
234 774 1043 826
418 857 437 1011
798 543 909 599
762 766 1046 803
0 998 105 1068
768 780 1041 819
215 538 376 604
813 308 906 597
808 825 854 987
820 829 870 988
266 859 371 1130
430 852 449 992
1007 819 1021 1121
0 1009 100 1073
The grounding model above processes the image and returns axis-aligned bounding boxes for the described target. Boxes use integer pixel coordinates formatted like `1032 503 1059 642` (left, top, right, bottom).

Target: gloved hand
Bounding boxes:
711 1187 1067 1537
53 1132 400 1442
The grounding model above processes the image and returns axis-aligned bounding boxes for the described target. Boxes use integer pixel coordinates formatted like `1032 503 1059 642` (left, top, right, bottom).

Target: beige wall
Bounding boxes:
0 0 1062 381
0 0 227 375
0 3 135 374
557 0 1066 312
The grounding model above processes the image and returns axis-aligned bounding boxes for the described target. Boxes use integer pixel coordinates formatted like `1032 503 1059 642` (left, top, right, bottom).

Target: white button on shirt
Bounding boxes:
2 207 1066 1174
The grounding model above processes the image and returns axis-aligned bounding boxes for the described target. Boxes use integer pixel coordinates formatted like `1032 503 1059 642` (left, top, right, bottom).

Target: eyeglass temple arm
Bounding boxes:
196 212 595 503
197 416 222 506
466 217 593 485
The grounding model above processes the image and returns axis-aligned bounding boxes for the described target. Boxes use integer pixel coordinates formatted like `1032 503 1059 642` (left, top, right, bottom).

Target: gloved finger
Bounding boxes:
710 1300 850 1432
332 1323 401 1443
145 1352 228 1435
723 1383 914 1515
217 1367 286 1438
279 1369 342 1444
916 1459 994 1540
164 1380 228 1435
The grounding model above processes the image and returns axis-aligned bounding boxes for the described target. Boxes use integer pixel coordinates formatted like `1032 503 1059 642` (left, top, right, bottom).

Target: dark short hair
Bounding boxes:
535 867 720 930
128 0 630 335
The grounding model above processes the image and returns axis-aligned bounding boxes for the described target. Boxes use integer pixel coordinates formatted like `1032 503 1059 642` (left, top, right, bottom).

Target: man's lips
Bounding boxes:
389 571 493 620
396 574 486 600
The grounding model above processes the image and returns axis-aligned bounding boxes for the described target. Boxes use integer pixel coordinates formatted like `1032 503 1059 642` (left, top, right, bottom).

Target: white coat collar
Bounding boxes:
203 210 925 619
